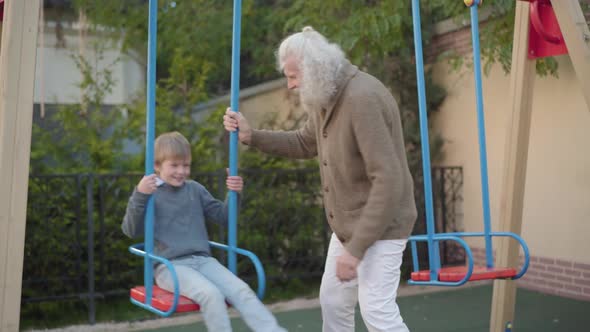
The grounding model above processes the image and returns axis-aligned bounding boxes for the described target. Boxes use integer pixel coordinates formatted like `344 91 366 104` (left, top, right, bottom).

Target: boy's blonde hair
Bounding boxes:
154 131 191 165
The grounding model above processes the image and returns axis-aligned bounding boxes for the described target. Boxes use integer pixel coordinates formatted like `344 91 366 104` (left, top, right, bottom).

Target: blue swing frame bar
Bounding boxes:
408 0 530 286
128 0 266 316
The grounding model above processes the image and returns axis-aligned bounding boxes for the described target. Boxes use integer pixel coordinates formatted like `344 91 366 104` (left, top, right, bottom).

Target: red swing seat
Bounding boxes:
411 265 517 282
130 286 200 312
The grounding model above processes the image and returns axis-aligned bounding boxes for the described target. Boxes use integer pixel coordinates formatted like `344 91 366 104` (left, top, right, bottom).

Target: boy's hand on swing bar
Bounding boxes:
137 174 159 195
226 168 244 193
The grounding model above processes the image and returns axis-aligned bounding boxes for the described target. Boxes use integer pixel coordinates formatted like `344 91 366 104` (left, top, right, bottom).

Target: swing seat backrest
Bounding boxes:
407 232 530 286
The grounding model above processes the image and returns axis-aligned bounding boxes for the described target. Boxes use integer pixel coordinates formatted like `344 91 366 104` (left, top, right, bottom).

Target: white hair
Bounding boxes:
277 26 346 111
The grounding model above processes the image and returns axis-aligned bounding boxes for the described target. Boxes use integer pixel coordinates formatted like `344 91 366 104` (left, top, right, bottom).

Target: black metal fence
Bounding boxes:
22 167 462 324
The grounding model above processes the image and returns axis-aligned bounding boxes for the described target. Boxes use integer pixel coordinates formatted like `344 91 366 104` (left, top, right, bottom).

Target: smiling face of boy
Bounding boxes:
155 157 191 187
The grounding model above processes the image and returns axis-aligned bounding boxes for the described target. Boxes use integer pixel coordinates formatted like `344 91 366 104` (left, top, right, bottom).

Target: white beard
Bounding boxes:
299 76 337 112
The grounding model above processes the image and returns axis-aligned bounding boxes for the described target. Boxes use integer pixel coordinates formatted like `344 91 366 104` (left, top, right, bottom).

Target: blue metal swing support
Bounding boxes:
408 0 530 286
128 0 266 316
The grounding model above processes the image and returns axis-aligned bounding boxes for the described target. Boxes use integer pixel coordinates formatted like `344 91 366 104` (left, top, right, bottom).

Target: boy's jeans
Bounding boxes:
155 255 286 332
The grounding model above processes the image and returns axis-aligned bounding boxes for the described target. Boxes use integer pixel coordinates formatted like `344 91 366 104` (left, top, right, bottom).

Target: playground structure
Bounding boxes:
1 1 42 331
408 0 531 289
489 2 589 330
125 0 268 316
1 1 588 331
407 0 589 330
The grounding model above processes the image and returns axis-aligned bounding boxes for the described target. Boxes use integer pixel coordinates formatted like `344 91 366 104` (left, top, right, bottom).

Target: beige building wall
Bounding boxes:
240 82 303 129
195 78 303 130
431 55 590 298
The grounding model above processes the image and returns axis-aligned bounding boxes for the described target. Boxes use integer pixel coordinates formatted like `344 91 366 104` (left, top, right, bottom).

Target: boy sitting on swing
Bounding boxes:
122 131 286 332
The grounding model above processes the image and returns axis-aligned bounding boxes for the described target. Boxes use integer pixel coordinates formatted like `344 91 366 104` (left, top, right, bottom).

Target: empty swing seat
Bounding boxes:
130 286 200 312
411 265 517 282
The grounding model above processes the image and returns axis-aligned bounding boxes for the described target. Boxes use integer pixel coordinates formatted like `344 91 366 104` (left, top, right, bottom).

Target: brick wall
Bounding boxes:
471 247 590 302
426 2 590 63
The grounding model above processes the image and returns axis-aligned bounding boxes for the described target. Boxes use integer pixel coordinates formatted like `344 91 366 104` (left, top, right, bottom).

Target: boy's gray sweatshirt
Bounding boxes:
121 180 229 259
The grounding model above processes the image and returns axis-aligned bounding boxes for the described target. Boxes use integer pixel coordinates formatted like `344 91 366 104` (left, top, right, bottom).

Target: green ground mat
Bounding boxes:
140 285 590 332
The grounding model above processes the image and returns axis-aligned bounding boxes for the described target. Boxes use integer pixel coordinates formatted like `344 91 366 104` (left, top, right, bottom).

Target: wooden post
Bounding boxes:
0 1 40 331
550 0 590 109
0 0 4 44
489 2 536 332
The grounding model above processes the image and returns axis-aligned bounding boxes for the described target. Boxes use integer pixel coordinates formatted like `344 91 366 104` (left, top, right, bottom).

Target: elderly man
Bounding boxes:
223 26 417 332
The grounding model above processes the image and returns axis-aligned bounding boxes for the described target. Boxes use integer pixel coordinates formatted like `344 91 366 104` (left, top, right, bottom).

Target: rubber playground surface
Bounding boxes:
139 285 590 332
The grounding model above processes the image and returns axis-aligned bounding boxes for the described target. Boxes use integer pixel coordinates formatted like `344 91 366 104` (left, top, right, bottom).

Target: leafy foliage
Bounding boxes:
432 0 559 76
30 44 134 174
41 0 567 177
